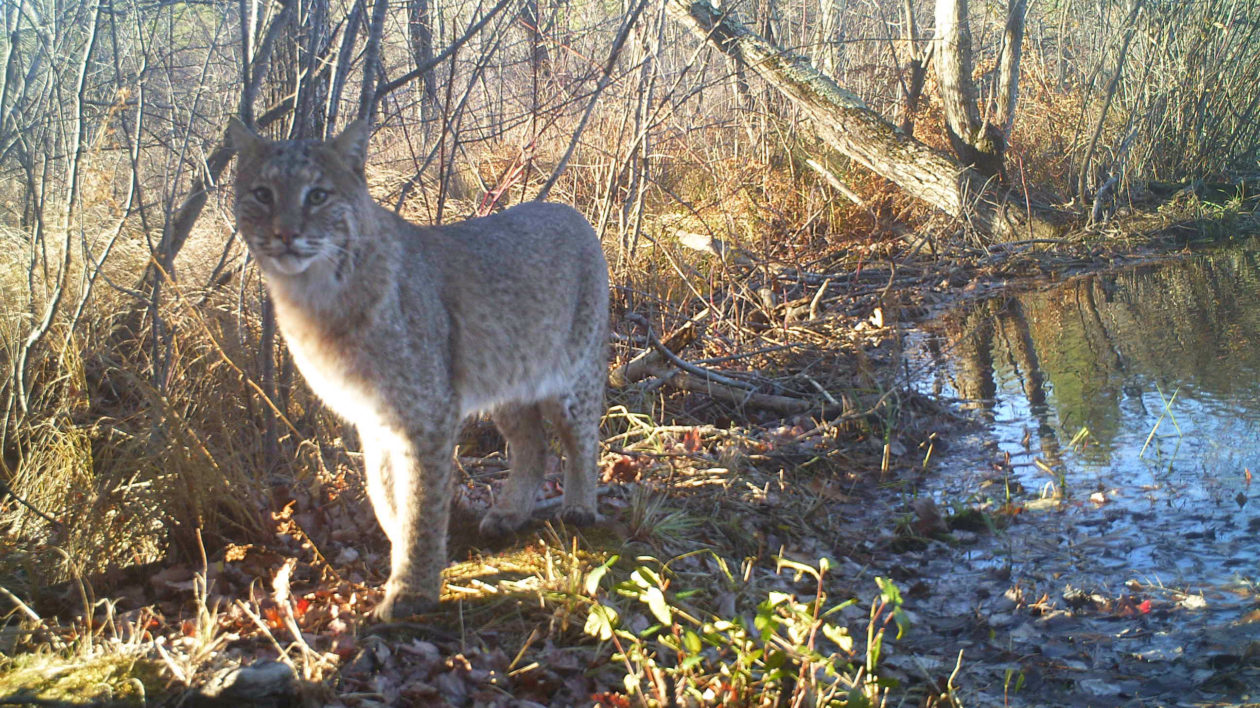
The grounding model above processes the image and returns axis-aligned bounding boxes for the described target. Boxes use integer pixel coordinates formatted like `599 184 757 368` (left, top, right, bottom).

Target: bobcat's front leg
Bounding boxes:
361 432 397 542
367 425 455 621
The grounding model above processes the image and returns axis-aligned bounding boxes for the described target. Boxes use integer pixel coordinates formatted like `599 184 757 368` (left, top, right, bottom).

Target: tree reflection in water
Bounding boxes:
903 243 1260 701
921 239 1260 493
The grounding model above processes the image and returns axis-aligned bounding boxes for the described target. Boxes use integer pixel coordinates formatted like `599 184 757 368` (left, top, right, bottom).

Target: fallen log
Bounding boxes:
665 0 1072 242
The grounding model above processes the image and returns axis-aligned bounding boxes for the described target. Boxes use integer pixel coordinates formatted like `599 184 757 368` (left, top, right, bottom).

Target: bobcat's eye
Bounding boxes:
306 188 329 206
251 187 273 204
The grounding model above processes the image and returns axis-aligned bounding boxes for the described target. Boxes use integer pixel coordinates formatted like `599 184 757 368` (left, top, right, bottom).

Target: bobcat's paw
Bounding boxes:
479 508 530 537
374 587 436 622
559 504 599 527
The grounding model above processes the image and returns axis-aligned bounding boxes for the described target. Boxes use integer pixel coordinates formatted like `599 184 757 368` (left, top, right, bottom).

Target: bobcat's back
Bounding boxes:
416 202 609 416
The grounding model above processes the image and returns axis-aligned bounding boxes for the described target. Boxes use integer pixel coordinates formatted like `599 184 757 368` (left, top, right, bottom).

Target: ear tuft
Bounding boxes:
227 117 265 158
331 119 371 174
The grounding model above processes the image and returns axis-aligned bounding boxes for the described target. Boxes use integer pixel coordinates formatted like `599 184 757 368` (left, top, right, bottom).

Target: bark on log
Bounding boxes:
666 0 1068 242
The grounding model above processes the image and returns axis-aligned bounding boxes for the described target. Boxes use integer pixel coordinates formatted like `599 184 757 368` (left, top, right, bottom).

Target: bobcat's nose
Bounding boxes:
275 229 300 247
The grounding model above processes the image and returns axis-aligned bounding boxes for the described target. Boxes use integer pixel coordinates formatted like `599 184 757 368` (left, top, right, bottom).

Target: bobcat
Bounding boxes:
227 119 609 621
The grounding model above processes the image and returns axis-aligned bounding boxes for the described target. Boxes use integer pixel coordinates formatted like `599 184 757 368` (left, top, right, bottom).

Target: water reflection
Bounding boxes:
923 242 1260 493
904 241 1260 703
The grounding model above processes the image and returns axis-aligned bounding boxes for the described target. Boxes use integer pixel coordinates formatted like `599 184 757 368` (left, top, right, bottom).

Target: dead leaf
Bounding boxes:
807 477 854 503
682 427 704 453
912 499 949 537
591 692 633 707
603 454 646 483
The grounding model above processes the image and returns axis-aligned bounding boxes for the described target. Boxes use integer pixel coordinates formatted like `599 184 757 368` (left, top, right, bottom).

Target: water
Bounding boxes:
899 239 1260 704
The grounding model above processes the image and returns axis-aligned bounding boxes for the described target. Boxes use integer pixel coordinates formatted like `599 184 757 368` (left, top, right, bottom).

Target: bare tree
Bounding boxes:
933 0 1006 178
8 0 102 417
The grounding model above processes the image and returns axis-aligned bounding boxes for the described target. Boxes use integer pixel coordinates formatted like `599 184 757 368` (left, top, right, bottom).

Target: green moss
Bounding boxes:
946 507 992 532
0 653 165 705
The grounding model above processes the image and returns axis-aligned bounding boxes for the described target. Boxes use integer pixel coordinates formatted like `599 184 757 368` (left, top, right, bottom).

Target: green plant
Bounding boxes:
583 555 909 706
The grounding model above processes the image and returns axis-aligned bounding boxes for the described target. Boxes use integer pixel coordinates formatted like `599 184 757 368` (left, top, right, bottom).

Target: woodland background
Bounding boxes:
0 0 1258 703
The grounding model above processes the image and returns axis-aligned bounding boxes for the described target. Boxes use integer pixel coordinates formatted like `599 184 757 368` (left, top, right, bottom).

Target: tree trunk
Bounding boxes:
408 0 439 118
519 0 551 76
666 0 1067 241
994 0 1028 135
896 0 930 135
358 0 389 121
292 0 333 139
726 54 758 145
325 0 364 131
933 0 1005 177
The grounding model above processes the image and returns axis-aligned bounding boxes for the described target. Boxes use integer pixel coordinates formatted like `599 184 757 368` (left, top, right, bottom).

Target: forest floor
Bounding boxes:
2 201 1259 707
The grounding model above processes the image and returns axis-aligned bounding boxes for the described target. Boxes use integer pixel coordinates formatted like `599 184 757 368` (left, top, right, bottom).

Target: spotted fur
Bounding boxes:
228 119 609 621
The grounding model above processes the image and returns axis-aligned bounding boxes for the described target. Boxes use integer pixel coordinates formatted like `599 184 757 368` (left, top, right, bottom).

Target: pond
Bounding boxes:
894 238 1260 704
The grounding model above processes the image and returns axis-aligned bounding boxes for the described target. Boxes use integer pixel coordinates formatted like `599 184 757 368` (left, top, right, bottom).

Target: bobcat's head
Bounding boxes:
228 119 370 277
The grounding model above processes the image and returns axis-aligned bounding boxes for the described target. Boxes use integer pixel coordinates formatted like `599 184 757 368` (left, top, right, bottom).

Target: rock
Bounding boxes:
987 612 1014 628
952 529 979 544
1179 594 1207 610
196 660 295 706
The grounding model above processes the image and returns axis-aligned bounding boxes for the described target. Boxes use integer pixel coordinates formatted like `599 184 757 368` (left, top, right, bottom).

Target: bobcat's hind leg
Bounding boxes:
481 403 548 536
545 381 602 527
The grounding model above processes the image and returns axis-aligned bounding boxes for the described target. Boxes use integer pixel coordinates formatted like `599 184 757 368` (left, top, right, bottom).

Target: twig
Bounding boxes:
611 309 709 386
804 158 864 206
646 364 820 416
0 585 40 623
643 327 754 392
236 600 294 666
808 278 832 320
694 344 801 366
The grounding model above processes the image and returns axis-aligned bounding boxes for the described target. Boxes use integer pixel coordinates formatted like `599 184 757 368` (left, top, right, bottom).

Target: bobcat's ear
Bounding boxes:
331 119 370 175
227 117 266 159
